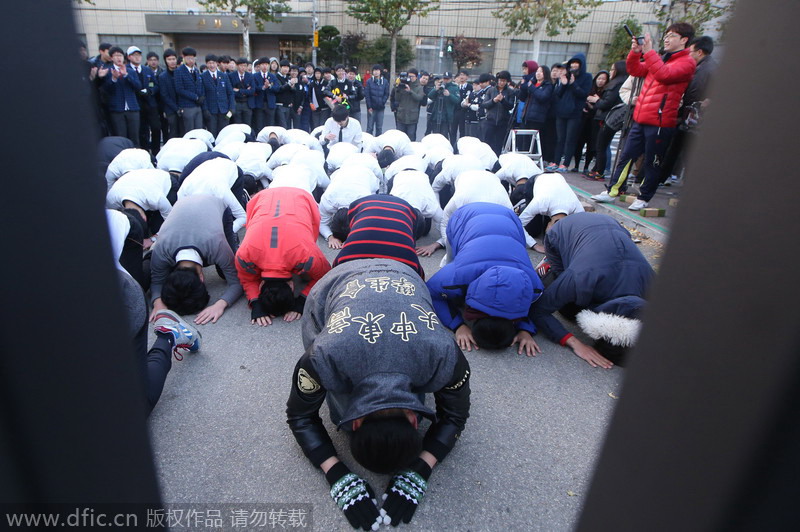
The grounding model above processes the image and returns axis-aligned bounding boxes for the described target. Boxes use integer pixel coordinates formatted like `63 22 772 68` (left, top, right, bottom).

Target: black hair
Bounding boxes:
411 208 429 239
279 59 291 67
78 40 87 49
471 317 516 349
538 65 552 85
331 104 349 122
496 70 511 81
377 147 397 169
217 55 230 64
334 64 345 72
407 68 419 76
108 46 124 57
550 63 564 70
121 207 150 239
146 51 159 60
258 279 294 317
99 42 112 51
205 54 218 63
181 47 197 57
347 66 358 74
266 137 281 154
350 413 422 474
163 48 177 61
372 64 383 71
666 22 696 44
510 184 526 207
305 62 315 68
236 56 248 65
161 267 210 316
330 208 351 241
690 35 714 56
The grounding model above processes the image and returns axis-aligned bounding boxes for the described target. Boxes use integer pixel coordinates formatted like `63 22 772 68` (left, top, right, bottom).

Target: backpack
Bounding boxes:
604 103 629 132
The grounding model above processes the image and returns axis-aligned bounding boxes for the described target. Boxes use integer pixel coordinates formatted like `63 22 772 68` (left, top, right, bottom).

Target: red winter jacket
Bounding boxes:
235 187 331 302
627 48 696 128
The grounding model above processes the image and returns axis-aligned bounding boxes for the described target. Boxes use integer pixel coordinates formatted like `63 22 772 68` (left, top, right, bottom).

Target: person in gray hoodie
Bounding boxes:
149 194 243 325
286 258 471 530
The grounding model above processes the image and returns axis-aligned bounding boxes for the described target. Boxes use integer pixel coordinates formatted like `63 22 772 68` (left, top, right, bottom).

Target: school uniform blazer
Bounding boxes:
229 71 256 107
158 70 179 114
202 70 235 114
174 64 204 108
103 67 142 112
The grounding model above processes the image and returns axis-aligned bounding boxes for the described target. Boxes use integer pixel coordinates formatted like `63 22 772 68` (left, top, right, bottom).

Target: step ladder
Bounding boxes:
503 129 542 164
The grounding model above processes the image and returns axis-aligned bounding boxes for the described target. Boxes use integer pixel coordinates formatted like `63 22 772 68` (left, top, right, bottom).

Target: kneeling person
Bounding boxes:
426 202 544 354
235 187 332 326
287 259 470 530
149 194 244 324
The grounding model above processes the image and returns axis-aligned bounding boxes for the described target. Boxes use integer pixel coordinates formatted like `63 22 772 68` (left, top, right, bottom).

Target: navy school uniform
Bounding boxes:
103 67 142 112
174 64 204 108
202 70 234 114
228 71 256 108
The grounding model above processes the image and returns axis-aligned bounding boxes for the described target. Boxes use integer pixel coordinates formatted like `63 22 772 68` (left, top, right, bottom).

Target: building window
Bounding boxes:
509 40 537 77
415 37 495 76
539 41 589 70
414 37 440 75
98 34 164 60
279 39 311 65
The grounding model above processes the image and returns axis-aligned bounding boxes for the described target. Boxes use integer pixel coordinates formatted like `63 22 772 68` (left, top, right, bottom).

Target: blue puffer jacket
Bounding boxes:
554 53 592 119
426 203 543 333
365 76 390 110
517 79 554 124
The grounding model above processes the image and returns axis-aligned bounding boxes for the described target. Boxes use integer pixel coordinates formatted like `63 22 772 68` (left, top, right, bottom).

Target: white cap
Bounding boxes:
126 46 142 56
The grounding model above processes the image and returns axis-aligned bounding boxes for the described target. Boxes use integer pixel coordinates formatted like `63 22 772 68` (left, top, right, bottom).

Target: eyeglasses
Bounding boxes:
664 32 681 40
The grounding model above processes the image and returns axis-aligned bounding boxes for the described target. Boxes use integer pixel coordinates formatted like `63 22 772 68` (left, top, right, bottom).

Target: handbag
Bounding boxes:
604 103 629 132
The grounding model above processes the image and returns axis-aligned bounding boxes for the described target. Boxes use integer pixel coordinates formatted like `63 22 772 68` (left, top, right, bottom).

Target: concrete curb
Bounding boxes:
571 185 670 245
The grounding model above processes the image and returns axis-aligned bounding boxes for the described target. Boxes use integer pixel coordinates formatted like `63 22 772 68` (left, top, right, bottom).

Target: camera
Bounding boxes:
398 71 410 88
623 24 645 46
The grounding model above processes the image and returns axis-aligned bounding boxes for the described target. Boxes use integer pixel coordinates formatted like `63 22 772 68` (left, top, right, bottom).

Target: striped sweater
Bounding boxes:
333 195 425 279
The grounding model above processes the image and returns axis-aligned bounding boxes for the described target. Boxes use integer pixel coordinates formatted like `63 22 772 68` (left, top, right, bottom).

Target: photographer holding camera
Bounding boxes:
426 72 460 139
390 68 424 141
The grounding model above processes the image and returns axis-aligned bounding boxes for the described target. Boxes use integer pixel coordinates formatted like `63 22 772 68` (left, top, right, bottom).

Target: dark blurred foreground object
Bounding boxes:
578 1 800 531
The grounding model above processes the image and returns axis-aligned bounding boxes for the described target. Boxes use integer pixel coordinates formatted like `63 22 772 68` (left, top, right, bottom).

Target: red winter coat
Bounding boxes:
235 187 331 302
627 48 696 128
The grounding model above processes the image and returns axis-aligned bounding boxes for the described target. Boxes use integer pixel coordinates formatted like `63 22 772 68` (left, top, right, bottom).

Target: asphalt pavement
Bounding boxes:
148 108 667 531
149 240 661 532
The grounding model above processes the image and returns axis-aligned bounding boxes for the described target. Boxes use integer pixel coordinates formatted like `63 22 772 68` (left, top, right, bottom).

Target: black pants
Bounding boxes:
119 214 149 292
207 113 229 137
252 108 266 133
139 104 161 154
523 214 550 241
593 124 617 175
164 112 182 141
484 121 507 156
142 331 174 416
465 121 481 140
659 128 688 182
110 111 140 147
450 109 466 148
234 101 252 126
275 105 291 128
396 121 418 141
541 117 557 163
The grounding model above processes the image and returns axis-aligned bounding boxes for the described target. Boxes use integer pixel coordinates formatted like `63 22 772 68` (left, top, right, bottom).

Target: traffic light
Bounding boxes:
445 38 454 54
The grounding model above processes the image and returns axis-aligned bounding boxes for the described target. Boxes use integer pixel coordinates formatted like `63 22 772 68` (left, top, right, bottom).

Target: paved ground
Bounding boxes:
148 106 670 530
149 220 663 531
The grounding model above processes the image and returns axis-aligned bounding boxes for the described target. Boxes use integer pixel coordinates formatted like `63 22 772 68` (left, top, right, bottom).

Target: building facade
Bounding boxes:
74 0 663 75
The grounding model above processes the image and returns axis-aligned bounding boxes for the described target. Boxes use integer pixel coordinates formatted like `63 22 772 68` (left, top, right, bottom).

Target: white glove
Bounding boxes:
470 104 479 111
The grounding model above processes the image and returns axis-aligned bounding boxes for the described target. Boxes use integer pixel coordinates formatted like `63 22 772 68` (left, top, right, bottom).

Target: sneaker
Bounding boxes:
556 164 568 173
591 190 616 203
545 163 558 171
629 199 649 210
153 310 202 359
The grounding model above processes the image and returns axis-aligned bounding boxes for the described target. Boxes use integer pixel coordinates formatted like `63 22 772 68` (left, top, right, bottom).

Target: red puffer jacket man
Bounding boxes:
591 22 696 210
235 187 331 326
628 40 696 128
